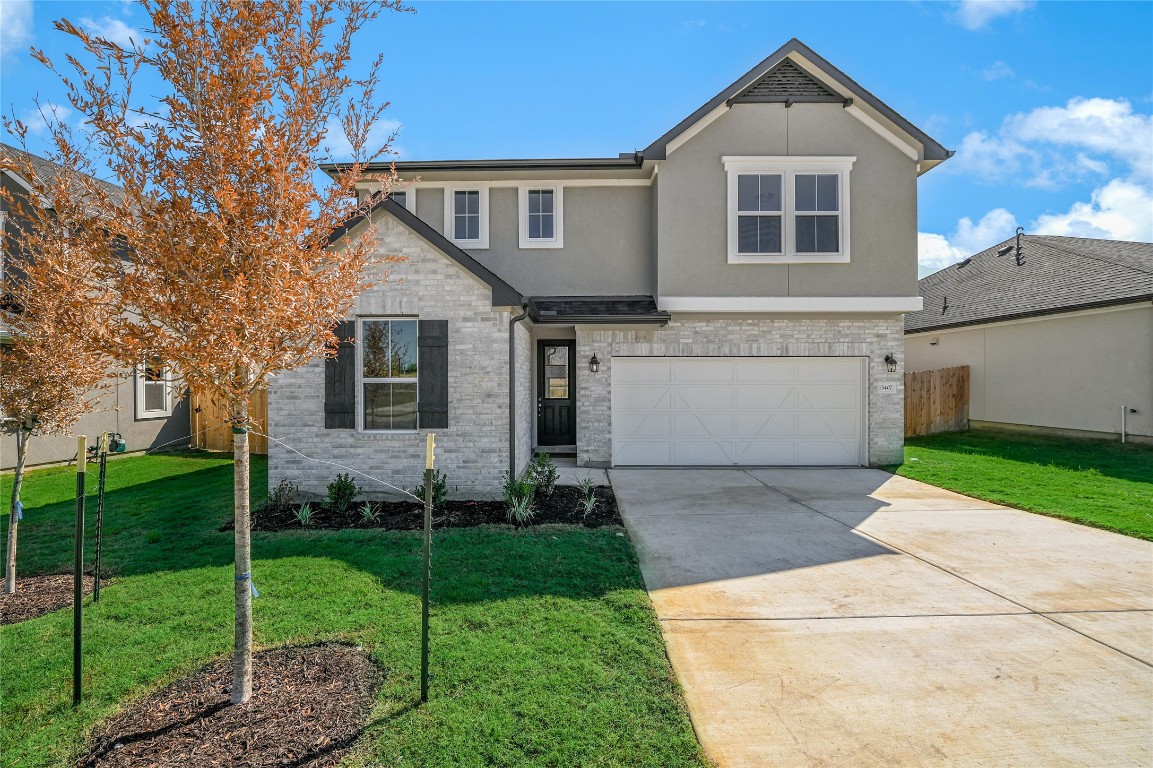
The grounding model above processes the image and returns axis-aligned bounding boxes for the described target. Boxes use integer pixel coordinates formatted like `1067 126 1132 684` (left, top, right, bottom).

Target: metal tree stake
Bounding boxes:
93 432 109 602
421 433 436 703
73 435 87 707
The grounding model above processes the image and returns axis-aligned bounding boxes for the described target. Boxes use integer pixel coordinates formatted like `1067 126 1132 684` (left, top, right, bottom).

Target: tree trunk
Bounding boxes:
231 397 253 704
5 429 29 595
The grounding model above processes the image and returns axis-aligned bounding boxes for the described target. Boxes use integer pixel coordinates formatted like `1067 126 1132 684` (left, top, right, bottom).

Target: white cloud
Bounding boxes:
917 232 970 275
953 0 1034 30
918 208 1020 274
79 16 145 49
20 102 73 134
321 117 404 161
0 0 33 60
1032 179 1153 242
981 61 1014 81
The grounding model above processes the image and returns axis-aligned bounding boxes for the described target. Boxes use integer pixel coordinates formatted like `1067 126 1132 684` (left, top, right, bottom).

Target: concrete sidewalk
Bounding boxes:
610 467 1153 768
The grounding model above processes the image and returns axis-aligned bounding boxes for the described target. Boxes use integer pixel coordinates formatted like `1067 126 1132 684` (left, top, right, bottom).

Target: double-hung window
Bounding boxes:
445 187 489 248
518 186 564 248
359 318 419 431
136 357 174 419
387 187 417 212
724 157 854 263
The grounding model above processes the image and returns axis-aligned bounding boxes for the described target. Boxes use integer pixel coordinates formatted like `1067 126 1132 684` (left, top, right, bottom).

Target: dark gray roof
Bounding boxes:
906 236 1153 334
329 195 524 308
0 143 128 210
732 59 842 103
325 157 644 174
644 38 951 163
530 296 670 324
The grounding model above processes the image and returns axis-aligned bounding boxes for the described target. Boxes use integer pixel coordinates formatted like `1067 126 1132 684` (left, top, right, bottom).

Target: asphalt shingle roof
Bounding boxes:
905 235 1153 334
531 296 670 324
0 143 128 211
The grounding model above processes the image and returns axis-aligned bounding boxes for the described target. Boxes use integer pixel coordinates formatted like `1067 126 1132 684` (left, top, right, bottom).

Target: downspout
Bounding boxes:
508 302 530 481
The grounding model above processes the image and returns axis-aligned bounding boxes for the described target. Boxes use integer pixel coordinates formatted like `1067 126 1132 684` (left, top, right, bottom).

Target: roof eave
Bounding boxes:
906 295 1153 335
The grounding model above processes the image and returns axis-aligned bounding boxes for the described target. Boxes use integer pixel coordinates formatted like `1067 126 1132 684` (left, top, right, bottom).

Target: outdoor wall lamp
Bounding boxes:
589 354 600 373
884 353 898 373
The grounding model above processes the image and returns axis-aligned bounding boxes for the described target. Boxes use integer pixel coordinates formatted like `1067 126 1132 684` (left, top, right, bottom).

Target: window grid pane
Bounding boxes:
737 214 782 254
738 174 781 213
795 215 839 253
527 190 555 240
361 319 419 430
454 191 480 240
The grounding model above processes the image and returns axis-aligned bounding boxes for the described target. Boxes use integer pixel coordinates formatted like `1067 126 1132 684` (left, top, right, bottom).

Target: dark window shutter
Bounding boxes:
324 321 356 429
418 320 449 429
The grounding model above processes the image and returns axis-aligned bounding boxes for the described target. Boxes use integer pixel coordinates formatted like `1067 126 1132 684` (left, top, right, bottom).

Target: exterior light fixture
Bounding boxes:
884 353 898 373
589 354 600 373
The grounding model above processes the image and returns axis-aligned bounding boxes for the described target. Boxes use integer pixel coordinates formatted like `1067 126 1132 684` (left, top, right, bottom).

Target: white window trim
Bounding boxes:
135 361 174 420
723 156 855 264
517 185 564 249
356 316 420 434
443 187 489 249
387 185 419 213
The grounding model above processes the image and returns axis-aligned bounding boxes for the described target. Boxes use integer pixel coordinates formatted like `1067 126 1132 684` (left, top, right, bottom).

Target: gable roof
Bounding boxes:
731 59 842 103
643 38 951 167
0 143 128 211
329 195 524 308
905 236 1153 334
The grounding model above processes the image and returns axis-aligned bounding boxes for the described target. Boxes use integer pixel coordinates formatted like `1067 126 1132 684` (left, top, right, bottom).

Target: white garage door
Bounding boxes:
611 357 865 466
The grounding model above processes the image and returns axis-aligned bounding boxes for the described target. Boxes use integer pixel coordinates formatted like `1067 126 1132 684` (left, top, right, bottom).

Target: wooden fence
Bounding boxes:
189 389 269 455
904 365 970 438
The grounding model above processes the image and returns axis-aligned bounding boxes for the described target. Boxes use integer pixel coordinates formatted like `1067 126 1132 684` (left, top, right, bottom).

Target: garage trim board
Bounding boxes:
611 357 867 466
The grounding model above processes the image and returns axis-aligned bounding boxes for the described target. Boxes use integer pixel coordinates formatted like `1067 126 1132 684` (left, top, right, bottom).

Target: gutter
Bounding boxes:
508 302 531 481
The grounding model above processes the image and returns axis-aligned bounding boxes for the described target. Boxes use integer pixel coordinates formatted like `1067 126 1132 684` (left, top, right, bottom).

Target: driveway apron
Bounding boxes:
610 467 1153 768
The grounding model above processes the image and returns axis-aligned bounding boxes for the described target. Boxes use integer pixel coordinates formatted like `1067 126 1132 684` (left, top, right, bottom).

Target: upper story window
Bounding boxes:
724 156 854 264
358 317 418 431
518 186 564 248
445 187 489 249
388 187 417 213
136 358 174 419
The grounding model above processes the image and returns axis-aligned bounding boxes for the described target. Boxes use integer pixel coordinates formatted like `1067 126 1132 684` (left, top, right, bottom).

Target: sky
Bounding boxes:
1 0 1151 276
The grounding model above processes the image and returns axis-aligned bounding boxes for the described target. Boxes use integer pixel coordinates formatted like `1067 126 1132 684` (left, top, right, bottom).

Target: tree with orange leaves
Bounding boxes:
17 0 405 703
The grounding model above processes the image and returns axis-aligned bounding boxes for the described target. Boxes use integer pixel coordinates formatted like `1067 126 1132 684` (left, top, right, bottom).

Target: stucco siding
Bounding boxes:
576 314 905 467
268 212 514 498
905 303 1153 438
656 102 919 300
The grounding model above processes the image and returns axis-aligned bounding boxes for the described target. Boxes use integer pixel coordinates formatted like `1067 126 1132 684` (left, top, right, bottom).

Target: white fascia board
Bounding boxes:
844 105 919 162
666 103 730 157
376 178 652 189
659 296 924 313
722 155 857 168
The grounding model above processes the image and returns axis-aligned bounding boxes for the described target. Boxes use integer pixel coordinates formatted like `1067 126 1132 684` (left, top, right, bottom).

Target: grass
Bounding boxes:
892 429 1153 540
1 452 708 768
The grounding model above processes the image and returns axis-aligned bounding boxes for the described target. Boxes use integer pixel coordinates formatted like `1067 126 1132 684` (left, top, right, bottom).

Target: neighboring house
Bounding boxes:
269 38 952 496
0 143 190 469
905 235 1153 442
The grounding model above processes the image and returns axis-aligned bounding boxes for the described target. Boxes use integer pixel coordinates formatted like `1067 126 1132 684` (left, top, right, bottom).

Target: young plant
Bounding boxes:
502 470 537 524
577 476 596 497
359 500 381 524
264 479 299 515
294 502 314 528
327 473 361 515
506 495 537 526
580 492 599 520
412 468 449 508
528 452 559 496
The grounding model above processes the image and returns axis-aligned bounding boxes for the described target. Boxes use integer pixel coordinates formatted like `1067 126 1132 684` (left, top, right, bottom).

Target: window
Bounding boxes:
518 186 564 248
358 318 418 431
388 187 417 213
445 187 489 248
135 358 173 419
724 156 854 263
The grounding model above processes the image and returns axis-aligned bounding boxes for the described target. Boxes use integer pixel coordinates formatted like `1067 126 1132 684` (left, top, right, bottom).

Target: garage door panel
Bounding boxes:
611 357 865 466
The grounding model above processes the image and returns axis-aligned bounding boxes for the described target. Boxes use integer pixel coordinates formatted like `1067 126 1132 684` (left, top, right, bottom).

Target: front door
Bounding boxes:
537 341 576 446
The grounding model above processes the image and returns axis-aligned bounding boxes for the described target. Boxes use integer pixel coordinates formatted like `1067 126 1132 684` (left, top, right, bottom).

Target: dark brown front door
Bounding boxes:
537 341 576 446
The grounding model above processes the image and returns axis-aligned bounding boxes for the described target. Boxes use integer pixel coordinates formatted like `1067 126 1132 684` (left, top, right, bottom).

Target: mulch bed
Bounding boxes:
228 485 621 533
79 643 382 768
1 573 98 626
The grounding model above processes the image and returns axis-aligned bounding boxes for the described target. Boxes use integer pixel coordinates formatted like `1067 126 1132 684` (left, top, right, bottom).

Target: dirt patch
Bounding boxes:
79 643 382 768
227 485 621 533
1 573 96 626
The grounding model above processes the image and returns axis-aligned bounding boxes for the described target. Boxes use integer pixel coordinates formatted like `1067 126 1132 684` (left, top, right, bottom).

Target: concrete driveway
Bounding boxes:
610 468 1153 768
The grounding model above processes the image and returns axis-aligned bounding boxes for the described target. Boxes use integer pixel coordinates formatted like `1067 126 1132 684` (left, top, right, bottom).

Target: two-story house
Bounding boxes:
268 39 952 496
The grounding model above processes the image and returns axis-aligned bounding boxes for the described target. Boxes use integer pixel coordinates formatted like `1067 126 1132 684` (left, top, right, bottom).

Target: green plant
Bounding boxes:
412 468 449 508
326 473 361 514
506 494 536 526
359 500 380 524
577 476 595 497
294 502 314 527
264 478 299 514
580 491 598 520
528 452 559 496
502 470 537 524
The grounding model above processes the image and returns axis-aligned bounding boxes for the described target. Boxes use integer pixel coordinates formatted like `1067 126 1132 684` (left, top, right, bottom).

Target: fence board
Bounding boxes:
904 366 969 438
189 389 269 455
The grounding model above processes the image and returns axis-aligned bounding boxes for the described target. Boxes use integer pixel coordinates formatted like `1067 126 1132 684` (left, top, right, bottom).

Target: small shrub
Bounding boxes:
264 479 298 514
528 453 559 496
326 473 361 514
580 491 598 520
359 501 381 524
412 468 449 508
294 502 315 527
506 494 536 526
576 476 595 497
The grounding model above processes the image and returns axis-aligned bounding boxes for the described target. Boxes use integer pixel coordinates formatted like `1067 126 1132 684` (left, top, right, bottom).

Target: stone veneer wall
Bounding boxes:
268 214 515 498
575 315 905 467
513 319 534 479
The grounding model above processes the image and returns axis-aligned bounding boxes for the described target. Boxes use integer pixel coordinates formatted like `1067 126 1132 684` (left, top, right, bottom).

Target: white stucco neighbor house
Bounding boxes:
905 235 1153 443
268 38 954 496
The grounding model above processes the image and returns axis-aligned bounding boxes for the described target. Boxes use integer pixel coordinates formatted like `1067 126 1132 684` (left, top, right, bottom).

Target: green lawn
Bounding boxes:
893 430 1153 540
1 453 707 768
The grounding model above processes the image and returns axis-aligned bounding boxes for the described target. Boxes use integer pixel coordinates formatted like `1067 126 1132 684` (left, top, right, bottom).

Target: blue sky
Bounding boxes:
2 1 1150 275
